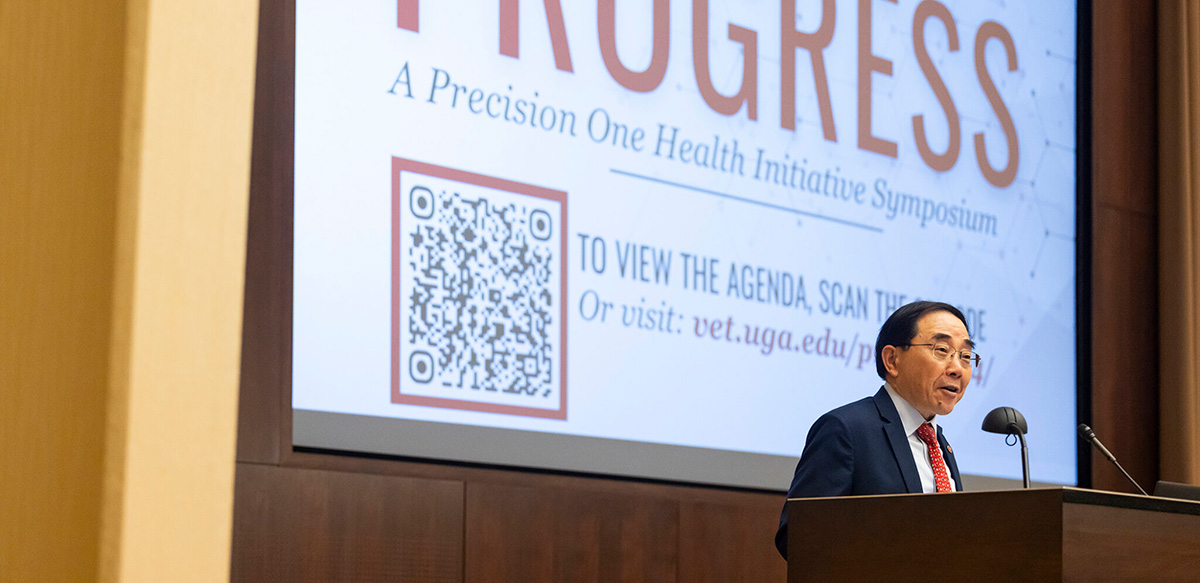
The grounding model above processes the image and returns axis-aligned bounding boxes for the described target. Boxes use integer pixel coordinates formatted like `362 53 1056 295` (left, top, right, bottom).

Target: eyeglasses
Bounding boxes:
903 343 981 368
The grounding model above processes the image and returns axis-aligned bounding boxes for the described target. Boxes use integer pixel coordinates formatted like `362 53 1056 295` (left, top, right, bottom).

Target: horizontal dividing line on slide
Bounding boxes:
609 168 883 234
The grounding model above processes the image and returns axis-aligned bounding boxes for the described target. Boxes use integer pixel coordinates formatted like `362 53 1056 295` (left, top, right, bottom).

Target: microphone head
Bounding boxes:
982 406 1028 435
1078 423 1096 441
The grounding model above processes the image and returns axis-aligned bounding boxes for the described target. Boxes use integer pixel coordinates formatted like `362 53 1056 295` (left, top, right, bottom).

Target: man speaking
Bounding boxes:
775 301 979 559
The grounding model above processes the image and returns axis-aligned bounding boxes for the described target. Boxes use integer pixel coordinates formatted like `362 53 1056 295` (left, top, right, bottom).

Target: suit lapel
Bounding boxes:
872 387 922 493
937 426 963 491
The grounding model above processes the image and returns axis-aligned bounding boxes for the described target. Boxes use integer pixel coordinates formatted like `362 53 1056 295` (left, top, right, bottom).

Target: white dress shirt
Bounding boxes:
883 382 959 493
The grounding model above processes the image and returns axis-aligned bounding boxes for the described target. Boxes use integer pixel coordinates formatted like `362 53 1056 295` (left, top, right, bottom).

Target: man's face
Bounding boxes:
883 310 972 419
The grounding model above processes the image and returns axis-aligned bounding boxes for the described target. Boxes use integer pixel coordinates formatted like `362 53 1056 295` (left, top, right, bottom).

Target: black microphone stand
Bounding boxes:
1012 424 1030 489
982 407 1030 488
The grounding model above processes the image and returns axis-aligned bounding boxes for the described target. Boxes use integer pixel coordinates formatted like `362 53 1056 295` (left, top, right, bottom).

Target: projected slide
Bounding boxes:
293 0 1078 489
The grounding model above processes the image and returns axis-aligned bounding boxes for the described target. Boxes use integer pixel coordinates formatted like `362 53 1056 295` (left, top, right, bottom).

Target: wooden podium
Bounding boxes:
786 487 1200 582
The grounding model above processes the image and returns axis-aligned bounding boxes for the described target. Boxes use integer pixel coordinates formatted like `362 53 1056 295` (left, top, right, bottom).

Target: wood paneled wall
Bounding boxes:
231 1 1161 580
1089 1 1161 492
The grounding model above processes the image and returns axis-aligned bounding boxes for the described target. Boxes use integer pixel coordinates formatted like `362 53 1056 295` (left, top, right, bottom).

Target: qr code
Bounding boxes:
391 157 567 419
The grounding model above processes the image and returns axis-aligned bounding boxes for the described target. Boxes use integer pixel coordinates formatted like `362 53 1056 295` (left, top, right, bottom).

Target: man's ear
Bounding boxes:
881 345 901 378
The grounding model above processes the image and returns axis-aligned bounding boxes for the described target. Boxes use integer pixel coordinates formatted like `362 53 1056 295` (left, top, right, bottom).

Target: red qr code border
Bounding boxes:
391 156 569 420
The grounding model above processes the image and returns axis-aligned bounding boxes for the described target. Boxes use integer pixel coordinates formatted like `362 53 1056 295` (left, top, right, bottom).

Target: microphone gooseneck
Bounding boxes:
1077 424 1148 496
1012 428 1030 489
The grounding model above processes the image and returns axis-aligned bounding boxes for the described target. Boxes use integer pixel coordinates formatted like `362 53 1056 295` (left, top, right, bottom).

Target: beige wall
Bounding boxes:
0 1 258 581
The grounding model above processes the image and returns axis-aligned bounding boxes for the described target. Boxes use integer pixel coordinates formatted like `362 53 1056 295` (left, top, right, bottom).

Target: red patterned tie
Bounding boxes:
916 423 953 493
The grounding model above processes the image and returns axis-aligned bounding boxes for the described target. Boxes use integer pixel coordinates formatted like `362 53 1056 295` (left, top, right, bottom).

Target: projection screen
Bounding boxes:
291 0 1080 490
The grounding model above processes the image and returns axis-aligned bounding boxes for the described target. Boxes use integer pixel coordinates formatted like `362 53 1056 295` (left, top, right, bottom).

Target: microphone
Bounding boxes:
982 407 1031 488
1077 424 1148 495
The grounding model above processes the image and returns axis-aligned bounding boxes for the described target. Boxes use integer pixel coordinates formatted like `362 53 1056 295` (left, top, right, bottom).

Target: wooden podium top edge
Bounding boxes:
786 486 1200 516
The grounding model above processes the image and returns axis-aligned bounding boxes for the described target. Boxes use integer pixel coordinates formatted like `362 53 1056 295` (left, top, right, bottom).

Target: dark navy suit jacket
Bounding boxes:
775 387 962 559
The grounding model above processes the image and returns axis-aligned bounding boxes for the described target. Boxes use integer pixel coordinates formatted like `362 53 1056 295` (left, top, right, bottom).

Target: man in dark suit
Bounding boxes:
775 301 976 559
